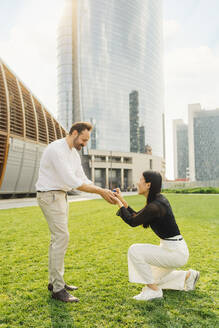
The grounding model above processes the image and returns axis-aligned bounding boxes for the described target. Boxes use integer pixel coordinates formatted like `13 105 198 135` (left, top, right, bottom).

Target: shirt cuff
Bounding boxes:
116 206 125 216
85 179 93 185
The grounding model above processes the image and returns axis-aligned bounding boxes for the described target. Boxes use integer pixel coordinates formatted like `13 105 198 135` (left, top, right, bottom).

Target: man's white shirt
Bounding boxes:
36 138 92 191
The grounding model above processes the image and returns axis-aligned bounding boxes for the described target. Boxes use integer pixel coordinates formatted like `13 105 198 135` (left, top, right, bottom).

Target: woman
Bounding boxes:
113 171 200 301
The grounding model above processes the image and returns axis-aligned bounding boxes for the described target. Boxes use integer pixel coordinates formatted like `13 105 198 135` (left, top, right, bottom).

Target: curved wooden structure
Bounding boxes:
0 58 67 194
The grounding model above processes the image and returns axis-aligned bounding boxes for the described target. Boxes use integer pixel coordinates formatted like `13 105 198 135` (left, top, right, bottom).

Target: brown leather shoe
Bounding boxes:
48 283 78 292
52 288 79 303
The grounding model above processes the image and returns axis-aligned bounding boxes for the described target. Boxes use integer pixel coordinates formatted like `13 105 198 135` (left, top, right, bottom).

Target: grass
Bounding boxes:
0 194 219 328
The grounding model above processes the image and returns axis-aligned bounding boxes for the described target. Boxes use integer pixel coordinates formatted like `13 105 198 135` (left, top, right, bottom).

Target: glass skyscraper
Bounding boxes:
173 104 219 182
193 109 219 181
173 120 189 179
57 0 164 157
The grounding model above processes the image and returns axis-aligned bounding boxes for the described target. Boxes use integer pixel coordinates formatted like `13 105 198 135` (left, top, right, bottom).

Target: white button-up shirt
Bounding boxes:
36 138 92 192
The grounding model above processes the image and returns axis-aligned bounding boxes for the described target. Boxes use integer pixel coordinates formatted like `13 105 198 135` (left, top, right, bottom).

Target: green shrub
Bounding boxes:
163 187 219 194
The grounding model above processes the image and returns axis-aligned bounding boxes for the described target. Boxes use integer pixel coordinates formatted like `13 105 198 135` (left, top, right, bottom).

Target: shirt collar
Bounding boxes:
63 137 72 152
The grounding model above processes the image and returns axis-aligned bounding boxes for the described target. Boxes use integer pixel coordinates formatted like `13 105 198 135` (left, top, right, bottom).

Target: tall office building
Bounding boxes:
173 119 189 179
188 104 219 181
57 0 164 157
173 104 219 182
129 90 139 153
139 125 146 154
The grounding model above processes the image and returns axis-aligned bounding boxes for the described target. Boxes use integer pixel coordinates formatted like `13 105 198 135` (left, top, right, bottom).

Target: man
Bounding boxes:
36 122 116 303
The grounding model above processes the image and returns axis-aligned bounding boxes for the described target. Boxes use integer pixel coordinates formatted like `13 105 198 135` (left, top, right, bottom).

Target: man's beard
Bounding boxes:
75 144 82 150
73 137 83 150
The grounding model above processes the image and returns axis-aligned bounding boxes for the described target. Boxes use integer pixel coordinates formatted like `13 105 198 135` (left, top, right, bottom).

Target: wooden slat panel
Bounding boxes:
4 66 23 136
33 97 48 143
45 112 56 143
20 83 37 140
0 134 6 163
0 133 8 188
61 127 67 137
55 122 62 139
0 66 8 132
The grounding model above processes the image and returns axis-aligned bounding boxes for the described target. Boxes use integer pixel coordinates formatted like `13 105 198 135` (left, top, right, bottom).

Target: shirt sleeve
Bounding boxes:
75 155 93 185
49 146 85 189
125 206 137 215
116 203 160 227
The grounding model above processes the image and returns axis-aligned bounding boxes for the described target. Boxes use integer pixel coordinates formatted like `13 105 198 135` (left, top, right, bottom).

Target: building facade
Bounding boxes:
129 90 139 153
173 104 219 182
188 104 219 181
0 58 67 194
57 0 164 157
173 119 189 179
139 125 146 154
82 149 165 189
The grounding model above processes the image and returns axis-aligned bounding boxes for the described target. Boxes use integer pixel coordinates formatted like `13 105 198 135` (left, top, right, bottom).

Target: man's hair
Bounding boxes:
69 122 93 135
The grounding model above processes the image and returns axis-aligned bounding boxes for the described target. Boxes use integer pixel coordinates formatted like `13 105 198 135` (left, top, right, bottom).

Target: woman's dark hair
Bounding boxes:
143 170 162 203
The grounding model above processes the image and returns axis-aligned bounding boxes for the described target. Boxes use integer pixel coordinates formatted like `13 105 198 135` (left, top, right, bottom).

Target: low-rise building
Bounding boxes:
82 149 165 189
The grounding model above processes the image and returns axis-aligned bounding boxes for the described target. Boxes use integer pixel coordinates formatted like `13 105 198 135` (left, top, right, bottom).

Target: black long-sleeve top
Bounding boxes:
116 194 181 239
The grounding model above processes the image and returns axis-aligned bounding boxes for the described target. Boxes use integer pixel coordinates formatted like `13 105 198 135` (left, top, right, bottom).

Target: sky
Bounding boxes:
0 0 218 179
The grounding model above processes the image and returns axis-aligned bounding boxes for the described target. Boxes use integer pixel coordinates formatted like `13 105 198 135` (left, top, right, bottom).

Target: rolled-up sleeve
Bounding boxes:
75 161 93 185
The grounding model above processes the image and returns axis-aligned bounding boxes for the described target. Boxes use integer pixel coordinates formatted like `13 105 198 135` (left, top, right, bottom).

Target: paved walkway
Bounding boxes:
1 192 217 210
0 192 138 210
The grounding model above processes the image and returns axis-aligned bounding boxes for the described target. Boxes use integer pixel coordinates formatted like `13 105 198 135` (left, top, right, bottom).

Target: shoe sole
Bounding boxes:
133 296 163 301
192 271 200 290
48 286 78 292
52 295 79 303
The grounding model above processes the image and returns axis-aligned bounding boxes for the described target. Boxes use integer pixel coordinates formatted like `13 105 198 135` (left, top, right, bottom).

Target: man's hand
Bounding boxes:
77 184 117 204
99 189 117 204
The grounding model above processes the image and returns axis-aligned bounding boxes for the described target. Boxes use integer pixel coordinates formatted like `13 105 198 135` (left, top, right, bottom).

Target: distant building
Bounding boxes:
145 144 152 155
173 104 219 182
188 104 219 181
90 118 97 149
173 119 189 179
129 90 139 152
139 125 145 153
82 149 165 189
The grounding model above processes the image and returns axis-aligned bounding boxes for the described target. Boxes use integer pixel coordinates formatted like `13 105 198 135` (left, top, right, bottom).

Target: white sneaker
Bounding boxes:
185 269 200 291
133 287 163 301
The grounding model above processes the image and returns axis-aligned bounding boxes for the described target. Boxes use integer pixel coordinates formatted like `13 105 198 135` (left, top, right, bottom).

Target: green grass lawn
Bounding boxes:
0 194 218 328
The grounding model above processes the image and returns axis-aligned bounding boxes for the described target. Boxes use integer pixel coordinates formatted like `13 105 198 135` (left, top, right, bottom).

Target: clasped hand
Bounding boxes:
112 188 124 207
100 188 124 207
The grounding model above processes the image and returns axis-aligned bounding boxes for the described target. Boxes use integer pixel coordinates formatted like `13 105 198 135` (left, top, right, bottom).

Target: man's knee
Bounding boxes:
55 229 69 249
62 230 69 247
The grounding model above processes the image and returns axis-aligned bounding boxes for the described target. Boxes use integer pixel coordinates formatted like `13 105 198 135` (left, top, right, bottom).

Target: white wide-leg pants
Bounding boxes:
128 238 189 290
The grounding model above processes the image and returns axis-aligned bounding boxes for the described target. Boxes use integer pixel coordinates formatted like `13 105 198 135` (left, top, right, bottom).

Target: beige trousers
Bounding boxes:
128 238 189 290
37 191 69 293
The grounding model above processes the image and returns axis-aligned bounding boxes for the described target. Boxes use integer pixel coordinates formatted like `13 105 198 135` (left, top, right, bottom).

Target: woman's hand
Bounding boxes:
113 188 128 208
113 188 122 199
113 196 124 208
